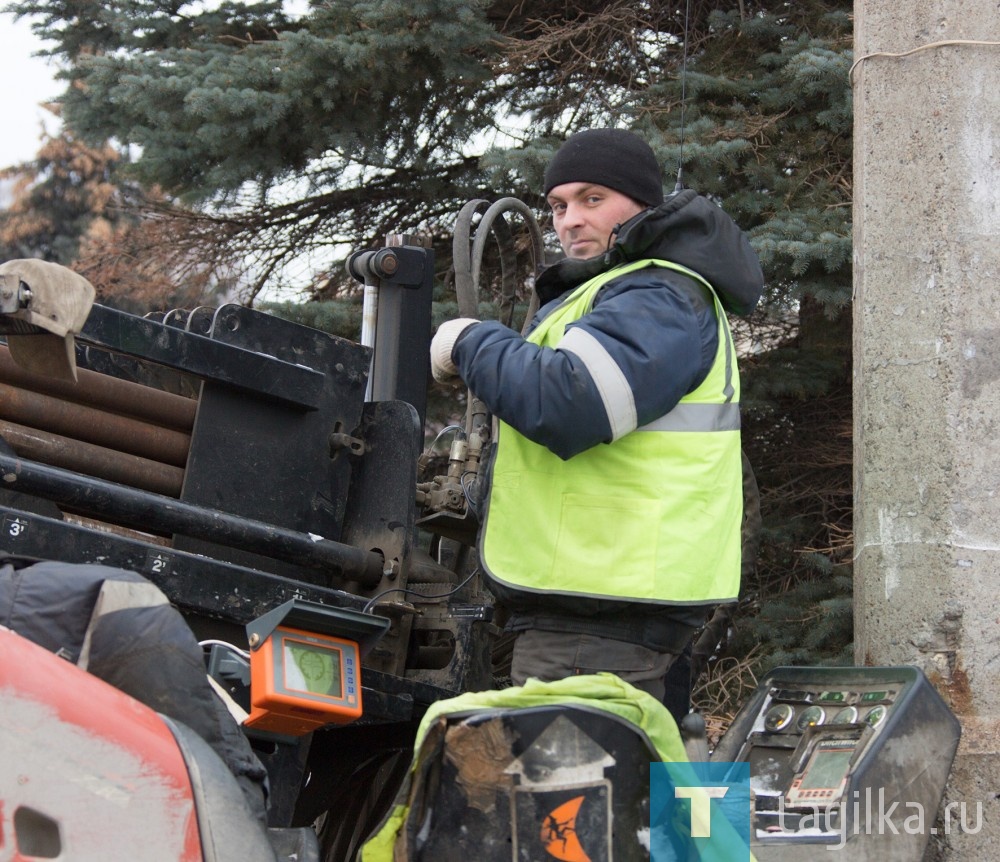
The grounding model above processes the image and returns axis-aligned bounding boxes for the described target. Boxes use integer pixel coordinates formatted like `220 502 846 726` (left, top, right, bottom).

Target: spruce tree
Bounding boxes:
627 2 857 701
0 110 126 264
0 114 228 310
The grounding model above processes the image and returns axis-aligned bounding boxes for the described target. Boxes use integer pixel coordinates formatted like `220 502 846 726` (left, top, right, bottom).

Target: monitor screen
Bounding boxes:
799 748 853 791
281 636 343 699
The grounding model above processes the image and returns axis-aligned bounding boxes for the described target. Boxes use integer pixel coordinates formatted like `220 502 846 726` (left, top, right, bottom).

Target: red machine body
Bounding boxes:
0 625 202 862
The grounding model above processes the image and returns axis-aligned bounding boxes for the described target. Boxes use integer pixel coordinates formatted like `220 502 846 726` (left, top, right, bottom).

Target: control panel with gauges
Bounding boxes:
711 666 960 861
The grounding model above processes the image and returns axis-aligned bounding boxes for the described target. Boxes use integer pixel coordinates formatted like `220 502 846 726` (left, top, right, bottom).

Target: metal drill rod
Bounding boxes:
0 344 197 432
0 453 388 587
0 382 191 466
0 419 184 497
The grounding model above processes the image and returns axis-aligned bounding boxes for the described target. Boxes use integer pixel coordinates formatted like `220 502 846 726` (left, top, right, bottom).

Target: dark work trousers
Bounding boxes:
509 628 680 701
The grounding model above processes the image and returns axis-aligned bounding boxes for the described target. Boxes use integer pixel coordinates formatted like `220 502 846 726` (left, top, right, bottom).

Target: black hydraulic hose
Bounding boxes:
0 453 388 588
470 197 545 334
452 197 545 334
452 198 490 319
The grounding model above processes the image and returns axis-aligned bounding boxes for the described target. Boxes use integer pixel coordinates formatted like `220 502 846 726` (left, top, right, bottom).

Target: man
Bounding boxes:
430 128 764 699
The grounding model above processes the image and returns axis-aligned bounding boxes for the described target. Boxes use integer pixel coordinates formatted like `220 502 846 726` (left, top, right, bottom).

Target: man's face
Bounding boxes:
546 182 647 260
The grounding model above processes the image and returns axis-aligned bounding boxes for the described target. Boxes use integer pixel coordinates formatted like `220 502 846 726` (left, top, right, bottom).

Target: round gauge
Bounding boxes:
796 704 826 731
764 703 795 732
864 705 887 728
832 706 858 724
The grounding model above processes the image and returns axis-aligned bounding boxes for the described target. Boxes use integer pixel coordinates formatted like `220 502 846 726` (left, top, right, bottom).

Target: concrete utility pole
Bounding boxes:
853 2 1000 857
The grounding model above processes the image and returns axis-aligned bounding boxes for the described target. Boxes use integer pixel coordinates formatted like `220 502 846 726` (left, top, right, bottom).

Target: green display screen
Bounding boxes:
283 639 343 698
800 748 853 790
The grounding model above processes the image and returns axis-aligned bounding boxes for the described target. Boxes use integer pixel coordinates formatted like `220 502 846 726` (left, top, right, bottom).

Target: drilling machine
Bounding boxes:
0 224 500 862
0 199 963 862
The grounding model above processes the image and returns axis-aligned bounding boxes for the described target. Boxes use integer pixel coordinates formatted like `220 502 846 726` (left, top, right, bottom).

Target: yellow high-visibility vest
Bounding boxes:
480 259 743 605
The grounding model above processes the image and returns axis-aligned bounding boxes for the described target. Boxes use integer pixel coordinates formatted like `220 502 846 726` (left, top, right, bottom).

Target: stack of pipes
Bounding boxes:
0 344 194 499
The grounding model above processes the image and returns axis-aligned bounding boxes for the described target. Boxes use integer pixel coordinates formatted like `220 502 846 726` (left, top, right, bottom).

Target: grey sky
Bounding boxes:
1 16 62 168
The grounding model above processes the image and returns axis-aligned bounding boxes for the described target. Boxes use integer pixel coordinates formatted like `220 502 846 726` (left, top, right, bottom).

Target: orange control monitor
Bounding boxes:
243 599 389 737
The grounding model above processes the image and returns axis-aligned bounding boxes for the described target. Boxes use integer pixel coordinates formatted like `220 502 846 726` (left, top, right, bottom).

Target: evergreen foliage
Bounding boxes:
4 0 857 704
0 112 127 264
0 108 233 310
260 297 363 341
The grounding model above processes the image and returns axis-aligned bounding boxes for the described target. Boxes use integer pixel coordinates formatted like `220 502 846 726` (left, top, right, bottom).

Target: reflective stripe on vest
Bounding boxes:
480 258 744 606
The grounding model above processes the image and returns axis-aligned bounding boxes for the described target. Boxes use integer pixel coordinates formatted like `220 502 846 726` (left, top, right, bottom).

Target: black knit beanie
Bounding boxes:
543 128 665 207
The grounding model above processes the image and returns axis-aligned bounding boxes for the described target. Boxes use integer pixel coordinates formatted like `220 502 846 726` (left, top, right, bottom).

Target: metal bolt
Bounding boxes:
373 248 399 276
383 558 400 581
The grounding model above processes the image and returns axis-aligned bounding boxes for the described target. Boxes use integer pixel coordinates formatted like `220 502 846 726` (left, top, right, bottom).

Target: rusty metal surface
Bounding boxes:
0 418 184 497
0 343 197 431
0 382 191 466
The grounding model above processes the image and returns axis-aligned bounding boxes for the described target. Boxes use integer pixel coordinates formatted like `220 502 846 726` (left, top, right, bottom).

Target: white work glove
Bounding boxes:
430 318 478 383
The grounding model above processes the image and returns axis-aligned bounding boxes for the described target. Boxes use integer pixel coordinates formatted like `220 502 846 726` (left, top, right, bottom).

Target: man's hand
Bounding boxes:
430 318 478 383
